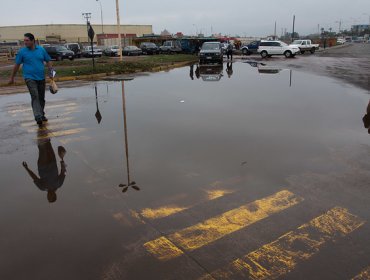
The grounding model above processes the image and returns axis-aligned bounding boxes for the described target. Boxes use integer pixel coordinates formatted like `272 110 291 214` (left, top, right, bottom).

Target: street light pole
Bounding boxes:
96 0 104 34
116 0 123 62
82 12 92 35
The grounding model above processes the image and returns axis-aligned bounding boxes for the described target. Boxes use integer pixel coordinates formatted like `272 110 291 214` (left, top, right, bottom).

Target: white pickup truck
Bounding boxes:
290 40 319 54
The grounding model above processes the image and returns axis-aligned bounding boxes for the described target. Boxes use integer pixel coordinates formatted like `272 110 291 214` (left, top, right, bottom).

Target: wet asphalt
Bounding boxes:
0 46 369 280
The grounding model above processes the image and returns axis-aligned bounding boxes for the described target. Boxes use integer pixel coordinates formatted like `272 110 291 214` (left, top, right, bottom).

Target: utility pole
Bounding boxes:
116 0 123 62
82 12 96 72
82 12 92 35
292 15 296 42
274 21 277 39
96 0 104 34
318 24 320 35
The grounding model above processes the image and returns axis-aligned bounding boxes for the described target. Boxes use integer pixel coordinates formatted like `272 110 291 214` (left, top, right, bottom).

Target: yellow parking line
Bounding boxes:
352 266 370 280
7 102 77 114
140 187 237 220
206 189 235 200
141 206 190 220
27 123 80 133
144 190 303 261
59 135 91 145
21 117 75 127
202 207 365 280
37 128 87 139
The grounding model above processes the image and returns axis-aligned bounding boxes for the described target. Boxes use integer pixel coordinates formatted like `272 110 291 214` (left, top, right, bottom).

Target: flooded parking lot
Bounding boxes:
0 61 369 280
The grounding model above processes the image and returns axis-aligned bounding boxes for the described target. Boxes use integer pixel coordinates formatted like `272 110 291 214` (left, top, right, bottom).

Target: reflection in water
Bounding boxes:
243 60 266 68
195 64 200 79
199 64 224 82
226 63 233 78
363 100 370 134
118 81 140 193
22 128 67 203
94 84 102 124
189 65 194 80
244 60 293 87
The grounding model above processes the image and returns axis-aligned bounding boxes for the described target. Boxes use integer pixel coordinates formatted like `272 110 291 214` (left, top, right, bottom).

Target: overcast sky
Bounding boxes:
1 0 369 36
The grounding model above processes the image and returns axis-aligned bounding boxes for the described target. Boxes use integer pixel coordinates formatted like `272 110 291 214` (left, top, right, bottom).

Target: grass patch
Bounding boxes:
0 54 198 84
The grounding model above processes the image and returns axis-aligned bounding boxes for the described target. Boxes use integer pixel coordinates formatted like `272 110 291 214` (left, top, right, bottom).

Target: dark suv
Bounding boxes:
199 42 223 65
44 45 75 61
64 43 82 58
140 42 159 55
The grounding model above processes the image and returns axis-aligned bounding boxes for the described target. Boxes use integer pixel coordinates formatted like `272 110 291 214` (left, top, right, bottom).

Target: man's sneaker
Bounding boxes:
42 116 48 122
36 119 43 127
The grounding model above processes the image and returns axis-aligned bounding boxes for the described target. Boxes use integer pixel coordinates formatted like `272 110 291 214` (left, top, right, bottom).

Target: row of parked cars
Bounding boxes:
241 39 319 57
198 39 321 65
42 41 184 60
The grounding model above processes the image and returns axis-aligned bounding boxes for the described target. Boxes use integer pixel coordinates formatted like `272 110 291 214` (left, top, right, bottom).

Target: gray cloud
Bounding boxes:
1 0 369 36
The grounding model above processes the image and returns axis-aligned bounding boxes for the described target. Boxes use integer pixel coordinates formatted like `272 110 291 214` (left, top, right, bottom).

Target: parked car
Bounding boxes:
64 43 83 58
44 45 75 61
241 41 260 55
258 40 300 58
337 38 346 45
289 40 319 54
103 45 120 57
140 42 159 55
82 46 103 57
159 41 182 54
199 42 223 65
123 46 142 56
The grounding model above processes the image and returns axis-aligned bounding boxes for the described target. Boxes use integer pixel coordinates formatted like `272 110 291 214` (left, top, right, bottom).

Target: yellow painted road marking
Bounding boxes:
144 237 185 261
144 190 303 261
7 102 77 114
141 206 190 220
206 189 235 200
352 266 370 280
140 189 235 219
202 207 365 280
37 128 87 139
59 135 91 145
27 123 81 133
21 117 75 127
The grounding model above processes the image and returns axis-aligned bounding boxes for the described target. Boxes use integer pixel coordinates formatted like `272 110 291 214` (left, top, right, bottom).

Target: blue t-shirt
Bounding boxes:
15 46 51 81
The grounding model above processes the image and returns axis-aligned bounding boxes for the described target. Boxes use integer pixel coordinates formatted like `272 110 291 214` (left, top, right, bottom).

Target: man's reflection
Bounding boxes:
189 65 194 80
363 100 370 134
195 64 200 79
226 62 233 78
22 129 67 203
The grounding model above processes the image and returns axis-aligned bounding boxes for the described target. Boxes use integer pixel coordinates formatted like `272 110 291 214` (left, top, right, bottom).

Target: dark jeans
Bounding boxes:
227 50 233 60
25 79 46 121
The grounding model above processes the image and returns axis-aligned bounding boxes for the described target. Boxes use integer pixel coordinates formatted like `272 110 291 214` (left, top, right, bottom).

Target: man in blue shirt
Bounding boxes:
9 33 54 127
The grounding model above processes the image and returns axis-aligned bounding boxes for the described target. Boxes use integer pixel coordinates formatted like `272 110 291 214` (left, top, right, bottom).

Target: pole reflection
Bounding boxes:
118 80 140 193
94 84 102 124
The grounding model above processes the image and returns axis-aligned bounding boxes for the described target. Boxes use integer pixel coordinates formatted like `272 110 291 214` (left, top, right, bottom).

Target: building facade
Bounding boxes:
351 24 370 33
0 24 153 43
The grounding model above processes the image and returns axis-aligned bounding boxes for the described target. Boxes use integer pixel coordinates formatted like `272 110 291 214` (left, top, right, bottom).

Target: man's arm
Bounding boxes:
9 64 20 84
22 162 39 181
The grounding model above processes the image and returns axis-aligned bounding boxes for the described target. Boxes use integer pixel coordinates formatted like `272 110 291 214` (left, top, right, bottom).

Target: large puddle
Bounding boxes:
1 62 369 280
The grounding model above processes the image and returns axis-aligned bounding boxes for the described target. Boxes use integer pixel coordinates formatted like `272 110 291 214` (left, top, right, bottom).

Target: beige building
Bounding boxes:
0 24 153 43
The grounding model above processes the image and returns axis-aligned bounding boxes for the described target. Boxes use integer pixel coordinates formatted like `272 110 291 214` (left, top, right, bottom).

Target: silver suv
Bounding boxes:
258 40 300 58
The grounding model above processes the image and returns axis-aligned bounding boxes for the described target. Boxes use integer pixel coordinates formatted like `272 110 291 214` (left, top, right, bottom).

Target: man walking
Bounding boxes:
226 42 233 61
9 33 54 127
